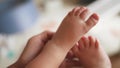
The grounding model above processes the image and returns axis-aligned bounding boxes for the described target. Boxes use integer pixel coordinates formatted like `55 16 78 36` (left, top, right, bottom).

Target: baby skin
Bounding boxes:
26 7 99 68
72 36 111 68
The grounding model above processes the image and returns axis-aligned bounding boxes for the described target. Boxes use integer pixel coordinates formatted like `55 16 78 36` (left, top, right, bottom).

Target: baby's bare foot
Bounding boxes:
52 7 99 52
72 36 111 68
26 7 99 68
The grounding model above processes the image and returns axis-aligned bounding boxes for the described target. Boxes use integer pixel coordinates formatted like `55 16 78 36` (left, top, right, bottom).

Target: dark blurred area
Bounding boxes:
0 0 28 15
0 0 38 34
62 0 96 6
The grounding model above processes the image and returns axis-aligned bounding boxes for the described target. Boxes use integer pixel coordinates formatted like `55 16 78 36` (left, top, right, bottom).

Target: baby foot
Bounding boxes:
51 7 99 52
26 7 99 68
72 36 111 68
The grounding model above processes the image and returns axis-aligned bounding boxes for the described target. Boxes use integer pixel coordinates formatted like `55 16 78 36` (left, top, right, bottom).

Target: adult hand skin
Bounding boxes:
8 31 81 68
8 31 54 68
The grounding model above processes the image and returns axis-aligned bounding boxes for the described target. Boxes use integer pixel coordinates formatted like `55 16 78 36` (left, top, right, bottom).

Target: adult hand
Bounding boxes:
8 31 54 68
8 31 81 68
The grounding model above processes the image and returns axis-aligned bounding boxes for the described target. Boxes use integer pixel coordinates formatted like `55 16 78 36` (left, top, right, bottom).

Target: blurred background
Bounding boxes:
0 0 120 68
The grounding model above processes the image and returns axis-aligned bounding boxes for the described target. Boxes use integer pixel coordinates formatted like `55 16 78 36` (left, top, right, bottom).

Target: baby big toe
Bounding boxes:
78 37 85 49
82 36 90 48
86 13 99 30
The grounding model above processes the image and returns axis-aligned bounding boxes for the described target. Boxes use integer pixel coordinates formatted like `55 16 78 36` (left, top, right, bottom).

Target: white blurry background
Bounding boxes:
0 0 120 68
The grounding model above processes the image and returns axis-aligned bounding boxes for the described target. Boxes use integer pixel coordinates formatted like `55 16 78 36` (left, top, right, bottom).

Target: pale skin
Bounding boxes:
26 6 99 68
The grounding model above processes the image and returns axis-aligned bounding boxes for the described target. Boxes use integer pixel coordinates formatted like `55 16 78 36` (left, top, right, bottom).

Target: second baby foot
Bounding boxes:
72 36 111 68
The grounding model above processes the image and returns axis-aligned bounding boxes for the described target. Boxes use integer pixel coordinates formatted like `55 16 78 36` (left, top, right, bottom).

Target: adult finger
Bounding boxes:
18 31 55 65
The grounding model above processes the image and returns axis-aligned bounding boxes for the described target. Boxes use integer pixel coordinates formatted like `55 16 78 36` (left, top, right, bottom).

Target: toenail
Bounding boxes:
88 36 92 39
82 36 86 40
91 17 97 24
92 13 99 20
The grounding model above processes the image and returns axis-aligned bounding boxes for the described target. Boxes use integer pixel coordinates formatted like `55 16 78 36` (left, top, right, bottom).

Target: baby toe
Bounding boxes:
71 7 80 16
75 7 86 16
80 8 90 20
95 39 99 49
82 36 90 48
78 37 85 49
88 36 96 48
86 13 99 29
